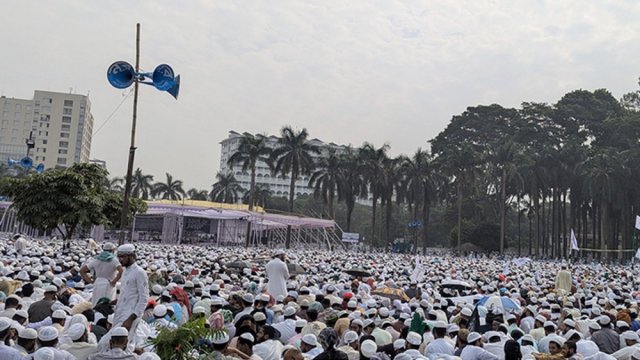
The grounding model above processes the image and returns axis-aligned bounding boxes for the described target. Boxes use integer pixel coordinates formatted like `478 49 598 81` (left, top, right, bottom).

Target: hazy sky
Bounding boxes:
1 1 639 190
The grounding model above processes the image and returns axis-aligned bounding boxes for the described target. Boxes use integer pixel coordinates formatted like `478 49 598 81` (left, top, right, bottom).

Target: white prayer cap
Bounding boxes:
589 322 601 331
239 332 255 343
432 320 447 329
535 315 547 323
461 308 473 317
344 330 358 344
37 326 59 341
52 309 67 319
363 319 374 328
563 329 582 340
274 249 286 256
549 335 565 346
33 348 55 360
15 309 28 319
302 334 317 346
67 323 86 341
102 242 116 251
44 285 57 293
193 306 206 315
151 284 163 295
283 306 297 317
153 305 168 317
622 330 640 342
393 338 406 350
599 315 611 326
18 327 37 340
543 321 556 329
577 340 599 357
117 244 135 254
253 312 266 322
241 293 254 303
563 319 576 328
617 320 630 329
467 332 482 343
406 331 422 346
295 319 307 328
111 326 128 337
360 339 377 358
0 318 11 331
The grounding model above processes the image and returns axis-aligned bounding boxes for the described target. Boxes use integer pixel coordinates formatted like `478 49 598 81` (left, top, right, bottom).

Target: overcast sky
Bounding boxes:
1 1 639 190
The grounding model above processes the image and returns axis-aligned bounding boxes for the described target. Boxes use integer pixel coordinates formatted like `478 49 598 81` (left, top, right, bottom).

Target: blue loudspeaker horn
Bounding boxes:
35 164 45 173
152 64 175 91
107 61 136 89
8 158 18 166
167 75 180 100
19 157 33 169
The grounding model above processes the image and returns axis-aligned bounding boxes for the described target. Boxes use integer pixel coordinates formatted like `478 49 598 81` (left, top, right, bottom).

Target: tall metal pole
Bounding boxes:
119 23 141 245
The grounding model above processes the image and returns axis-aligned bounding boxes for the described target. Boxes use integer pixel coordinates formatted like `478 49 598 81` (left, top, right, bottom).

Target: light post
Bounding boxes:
107 23 180 244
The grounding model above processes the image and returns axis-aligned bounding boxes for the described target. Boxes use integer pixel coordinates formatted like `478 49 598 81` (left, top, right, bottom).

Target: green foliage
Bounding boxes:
149 317 211 360
0 163 146 239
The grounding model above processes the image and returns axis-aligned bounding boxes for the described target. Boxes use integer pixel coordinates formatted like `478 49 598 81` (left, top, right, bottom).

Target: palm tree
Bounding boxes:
493 141 523 254
227 133 271 211
269 126 320 248
308 148 341 219
358 143 389 248
187 188 209 201
210 172 243 203
380 156 404 249
269 126 320 212
104 176 124 193
131 168 154 200
152 173 185 200
242 183 272 209
336 149 367 232
401 148 441 253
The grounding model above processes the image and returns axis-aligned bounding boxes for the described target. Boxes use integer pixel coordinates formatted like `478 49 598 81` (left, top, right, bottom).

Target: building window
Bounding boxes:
2 111 8 120
64 100 73 107
42 148 46 153
42 139 48 144
61 124 70 131
60 133 69 138
58 149 68 154
57 158 67 165
59 141 68 148
63 108 72 115
62 116 72 124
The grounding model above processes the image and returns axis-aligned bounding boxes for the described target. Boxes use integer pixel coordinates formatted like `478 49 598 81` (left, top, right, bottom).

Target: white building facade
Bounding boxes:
0 90 94 170
219 130 349 199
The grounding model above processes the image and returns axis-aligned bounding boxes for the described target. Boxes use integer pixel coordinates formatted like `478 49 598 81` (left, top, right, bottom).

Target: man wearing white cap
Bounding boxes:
12 327 37 356
37 325 76 359
28 284 58 323
426 321 455 356
89 327 136 360
460 332 498 360
272 306 297 343
591 315 620 354
80 242 123 306
338 330 360 360
300 333 322 358
253 325 283 360
265 249 289 300
59 322 98 360
98 244 148 353
0 317 22 359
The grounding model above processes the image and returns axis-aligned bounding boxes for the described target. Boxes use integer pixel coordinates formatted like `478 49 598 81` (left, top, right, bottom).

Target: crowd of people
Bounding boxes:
0 234 639 360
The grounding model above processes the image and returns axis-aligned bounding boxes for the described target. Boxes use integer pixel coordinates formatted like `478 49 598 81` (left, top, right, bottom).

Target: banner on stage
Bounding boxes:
636 215 640 230
342 232 360 243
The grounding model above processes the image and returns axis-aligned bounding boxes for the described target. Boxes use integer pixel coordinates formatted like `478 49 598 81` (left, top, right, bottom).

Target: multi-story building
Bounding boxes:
0 90 94 170
219 130 349 199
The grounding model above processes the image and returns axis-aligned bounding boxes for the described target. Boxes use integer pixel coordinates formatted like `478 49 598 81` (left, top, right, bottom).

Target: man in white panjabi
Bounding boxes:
555 263 572 295
80 242 123 306
13 234 27 255
97 244 149 353
265 249 289 299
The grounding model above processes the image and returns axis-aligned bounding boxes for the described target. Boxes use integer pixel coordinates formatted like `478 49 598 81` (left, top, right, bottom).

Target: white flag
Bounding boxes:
503 261 510 276
571 229 579 251
636 216 640 230
635 248 640 260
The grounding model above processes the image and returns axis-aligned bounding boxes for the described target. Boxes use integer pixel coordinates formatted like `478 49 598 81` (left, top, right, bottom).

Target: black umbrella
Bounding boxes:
344 268 372 277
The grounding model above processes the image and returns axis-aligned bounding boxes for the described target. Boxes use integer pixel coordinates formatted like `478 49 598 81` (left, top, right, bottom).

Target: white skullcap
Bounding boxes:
253 312 266 322
44 285 58 293
617 320 630 329
344 330 358 344
577 340 599 357
151 284 163 295
33 348 55 360
274 249 286 256
111 326 129 337
15 309 28 319
564 329 582 340
461 308 472 317
239 332 255 343
599 316 611 326
0 318 11 332
283 306 297 317
467 332 482 343
295 319 307 328
52 309 67 319
622 330 640 342
360 339 377 358
153 305 168 317
432 320 447 329
193 306 206 315
18 327 37 340
406 331 422 346
393 338 406 350
302 334 317 346
67 323 86 341
117 244 135 254
38 326 59 341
